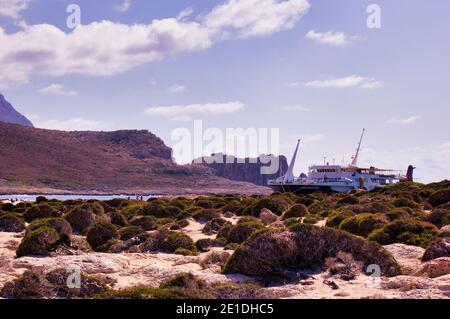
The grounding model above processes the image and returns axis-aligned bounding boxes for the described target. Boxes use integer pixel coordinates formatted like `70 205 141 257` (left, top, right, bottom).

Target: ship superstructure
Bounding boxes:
268 129 414 194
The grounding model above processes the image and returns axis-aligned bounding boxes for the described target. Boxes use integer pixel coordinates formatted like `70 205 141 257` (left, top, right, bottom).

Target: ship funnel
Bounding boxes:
406 165 415 182
350 128 365 167
283 139 300 182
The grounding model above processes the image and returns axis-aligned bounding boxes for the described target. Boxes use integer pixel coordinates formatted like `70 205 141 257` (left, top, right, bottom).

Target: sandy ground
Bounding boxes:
0 219 449 298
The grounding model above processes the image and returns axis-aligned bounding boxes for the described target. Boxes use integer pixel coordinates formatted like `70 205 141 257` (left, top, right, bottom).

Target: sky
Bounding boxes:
0 0 449 183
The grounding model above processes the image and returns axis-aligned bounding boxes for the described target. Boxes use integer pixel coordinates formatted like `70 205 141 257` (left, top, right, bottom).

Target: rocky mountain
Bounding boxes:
0 94 33 127
0 122 270 195
195 153 288 186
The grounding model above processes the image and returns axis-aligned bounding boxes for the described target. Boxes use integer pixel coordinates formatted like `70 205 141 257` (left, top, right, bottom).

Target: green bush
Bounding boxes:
295 196 316 207
16 227 60 257
244 196 293 217
195 238 226 252
86 222 119 252
28 218 72 244
24 204 61 223
427 189 450 207
424 209 450 228
0 214 25 232
368 219 438 247
226 222 265 244
392 197 419 209
159 231 196 253
65 202 108 233
303 215 319 225
326 210 353 228
1 202 16 212
224 224 401 277
339 213 389 237
129 216 158 231
109 211 128 227
119 226 145 241
336 196 360 208
193 209 221 223
202 218 232 235
385 208 412 221
281 204 308 220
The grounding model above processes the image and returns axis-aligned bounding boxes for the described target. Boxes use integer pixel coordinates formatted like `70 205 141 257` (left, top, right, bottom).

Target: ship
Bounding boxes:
268 129 414 194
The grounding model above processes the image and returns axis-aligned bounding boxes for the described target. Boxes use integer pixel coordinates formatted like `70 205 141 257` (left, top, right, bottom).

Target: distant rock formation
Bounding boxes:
0 94 33 127
0 122 269 195
195 153 289 186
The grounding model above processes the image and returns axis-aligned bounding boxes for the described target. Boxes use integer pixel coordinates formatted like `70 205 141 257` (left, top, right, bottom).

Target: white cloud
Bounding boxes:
0 0 311 88
286 82 300 88
282 105 310 112
168 84 187 93
386 115 422 125
204 0 310 38
305 30 360 46
0 0 30 18
144 102 245 121
304 75 382 89
39 83 78 96
113 0 132 13
177 7 194 21
28 114 110 131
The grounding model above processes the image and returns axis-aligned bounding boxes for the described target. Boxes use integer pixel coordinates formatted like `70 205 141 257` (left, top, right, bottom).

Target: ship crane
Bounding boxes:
350 128 365 167
282 139 300 182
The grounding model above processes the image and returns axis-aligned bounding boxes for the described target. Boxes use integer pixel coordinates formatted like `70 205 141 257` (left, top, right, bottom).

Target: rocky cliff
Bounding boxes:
0 94 33 127
0 122 269 195
195 153 288 186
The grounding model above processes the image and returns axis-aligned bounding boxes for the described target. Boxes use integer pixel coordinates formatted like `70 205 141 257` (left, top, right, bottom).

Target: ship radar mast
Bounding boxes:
350 128 365 167
283 139 301 182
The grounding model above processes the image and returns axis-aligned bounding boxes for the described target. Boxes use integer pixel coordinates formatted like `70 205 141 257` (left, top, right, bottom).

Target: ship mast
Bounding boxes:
283 139 300 182
350 128 365 167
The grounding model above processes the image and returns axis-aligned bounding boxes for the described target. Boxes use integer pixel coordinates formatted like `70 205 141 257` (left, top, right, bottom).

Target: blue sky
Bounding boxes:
0 0 449 182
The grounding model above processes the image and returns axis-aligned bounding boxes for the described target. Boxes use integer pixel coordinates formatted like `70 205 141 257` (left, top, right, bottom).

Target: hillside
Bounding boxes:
0 122 270 195
0 94 33 127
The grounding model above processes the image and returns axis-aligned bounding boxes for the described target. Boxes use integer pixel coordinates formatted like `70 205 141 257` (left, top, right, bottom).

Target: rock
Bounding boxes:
0 94 33 127
259 208 279 224
422 237 450 261
414 257 450 278
384 243 425 275
382 275 434 290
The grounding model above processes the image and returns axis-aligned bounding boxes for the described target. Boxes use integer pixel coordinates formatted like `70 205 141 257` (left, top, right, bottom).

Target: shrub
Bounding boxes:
283 217 301 227
202 218 232 235
176 219 189 229
226 222 265 244
159 231 196 253
28 218 72 244
200 251 230 270
24 204 61 223
324 251 362 281
0 270 52 299
295 196 316 207
195 238 226 252
357 202 394 214
35 196 48 204
223 224 401 277
0 214 25 232
65 202 109 233
339 214 389 237
368 219 439 247
336 196 360 208
392 197 419 209
422 236 450 261
281 204 308 220
244 196 293 217
109 211 128 227
427 189 450 207
326 210 353 228
424 209 450 228
86 222 119 252
119 226 145 241
175 248 197 256
385 208 412 221
193 209 221 223
16 227 60 257
129 216 158 230
303 215 320 225
160 273 205 290
1 202 16 212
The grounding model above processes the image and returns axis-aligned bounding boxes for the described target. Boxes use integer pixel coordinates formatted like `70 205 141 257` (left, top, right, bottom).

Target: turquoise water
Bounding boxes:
0 194 155 202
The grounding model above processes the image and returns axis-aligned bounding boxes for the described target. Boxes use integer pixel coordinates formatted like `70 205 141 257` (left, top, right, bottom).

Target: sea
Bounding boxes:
0 194 156 202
